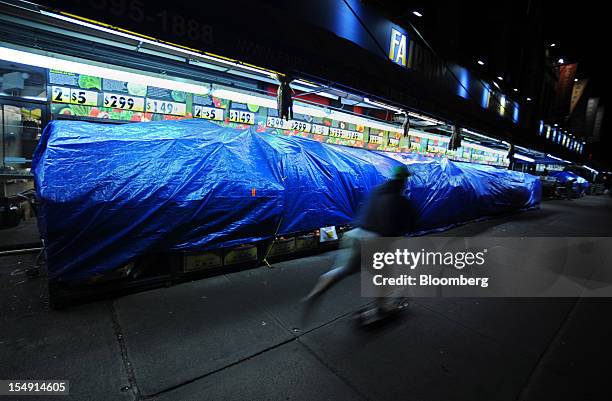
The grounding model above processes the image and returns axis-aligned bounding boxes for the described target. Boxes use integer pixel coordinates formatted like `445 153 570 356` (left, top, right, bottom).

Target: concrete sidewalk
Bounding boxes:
1 196 611 401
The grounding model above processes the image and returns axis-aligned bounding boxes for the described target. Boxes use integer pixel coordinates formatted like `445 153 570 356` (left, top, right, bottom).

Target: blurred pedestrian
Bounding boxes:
302 165 416 321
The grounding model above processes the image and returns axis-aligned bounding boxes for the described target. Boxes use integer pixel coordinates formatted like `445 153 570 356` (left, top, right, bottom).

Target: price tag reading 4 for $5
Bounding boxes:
103 93 145 112
51 86 98 106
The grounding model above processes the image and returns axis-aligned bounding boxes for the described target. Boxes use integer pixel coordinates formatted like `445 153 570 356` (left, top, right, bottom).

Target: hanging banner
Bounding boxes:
555 63 577 116
570 79 588 114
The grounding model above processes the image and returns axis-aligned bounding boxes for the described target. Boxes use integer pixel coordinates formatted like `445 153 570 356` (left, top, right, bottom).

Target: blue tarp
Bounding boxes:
549 171 589 195
33 120 541 282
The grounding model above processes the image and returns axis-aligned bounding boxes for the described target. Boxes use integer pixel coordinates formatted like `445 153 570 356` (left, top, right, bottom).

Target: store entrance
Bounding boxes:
1 99 46 249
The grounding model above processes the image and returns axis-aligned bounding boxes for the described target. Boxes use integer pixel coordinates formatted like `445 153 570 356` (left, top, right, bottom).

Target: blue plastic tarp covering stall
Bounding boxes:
33 120 541 282
549 171 589 196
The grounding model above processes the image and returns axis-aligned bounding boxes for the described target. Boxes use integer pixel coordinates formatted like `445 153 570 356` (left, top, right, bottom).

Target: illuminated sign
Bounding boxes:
311 124 330 135
103 92 145 112
194 105 224 121
145 99 186 116
51 86 98 106
329 127 363 141
389 28 408 67
369 134 383 144
229 109 255 124
266 117 311 132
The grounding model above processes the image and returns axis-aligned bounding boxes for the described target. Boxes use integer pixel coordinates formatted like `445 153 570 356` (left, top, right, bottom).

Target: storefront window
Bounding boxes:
1 104 43 172
1 60 46 174
0 61 46 99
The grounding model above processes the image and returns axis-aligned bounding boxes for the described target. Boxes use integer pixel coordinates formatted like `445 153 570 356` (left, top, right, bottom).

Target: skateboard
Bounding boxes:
353 298 409 327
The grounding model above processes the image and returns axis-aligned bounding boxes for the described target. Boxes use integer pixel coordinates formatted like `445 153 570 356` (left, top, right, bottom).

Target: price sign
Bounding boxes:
70 89 98 106
194 105 224 121
229 110 255 124
266 117 311 132
266 116 289 129
103 93 145 111
311 124 330 136
389 138 400 146
369 135 383 144
329 128 364 141
145 99 187 116
51 86 98 106
51 86 70 103
289 120 311 132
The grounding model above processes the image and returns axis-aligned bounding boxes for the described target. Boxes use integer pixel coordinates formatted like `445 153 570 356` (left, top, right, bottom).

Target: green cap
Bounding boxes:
391 165 411 179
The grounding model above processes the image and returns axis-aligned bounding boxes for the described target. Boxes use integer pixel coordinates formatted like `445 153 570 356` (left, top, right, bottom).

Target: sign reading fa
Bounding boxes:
389 28 408 67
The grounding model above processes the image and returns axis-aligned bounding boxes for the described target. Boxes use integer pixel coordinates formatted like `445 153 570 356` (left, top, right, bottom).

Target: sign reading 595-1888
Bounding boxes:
51 86 98 106
66 1 213 45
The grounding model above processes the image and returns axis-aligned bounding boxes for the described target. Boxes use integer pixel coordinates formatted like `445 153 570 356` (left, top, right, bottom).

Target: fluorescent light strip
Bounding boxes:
293 104 328 118
463 141 507 155
293 79 319 88
196 53 277 78
40 10 277 79
290 83 339 100
546 153 571 163
363 97 402 113
514 154 535 163
0 46 210 94
40 10 166 46
409 130 449 143
461 128 500 143
407 112 444 125
211 88 277 109
582 165 599 174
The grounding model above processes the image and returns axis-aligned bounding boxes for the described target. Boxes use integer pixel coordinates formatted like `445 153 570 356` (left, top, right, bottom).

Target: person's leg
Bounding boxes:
303 239 361 301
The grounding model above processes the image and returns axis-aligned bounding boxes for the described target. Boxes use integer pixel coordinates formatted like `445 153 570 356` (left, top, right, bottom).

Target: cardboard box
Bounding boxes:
268 237 296 257
183 251 223 272
224 245 258 265
295 234 318 251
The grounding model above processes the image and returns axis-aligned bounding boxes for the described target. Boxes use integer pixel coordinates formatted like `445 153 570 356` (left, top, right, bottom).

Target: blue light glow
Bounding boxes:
331 0 367 49
512 102 520 123
481 82 491 108
458 67 469 99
